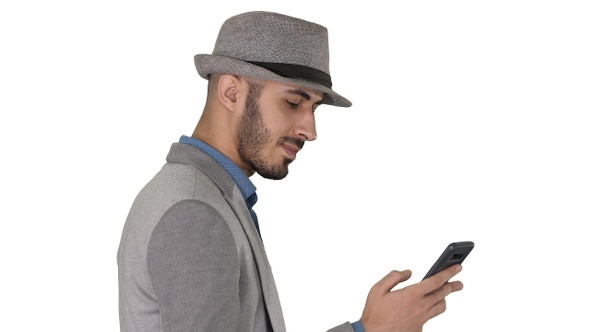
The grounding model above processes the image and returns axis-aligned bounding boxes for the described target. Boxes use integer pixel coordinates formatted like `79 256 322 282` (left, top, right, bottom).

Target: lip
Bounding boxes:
282 143 300 160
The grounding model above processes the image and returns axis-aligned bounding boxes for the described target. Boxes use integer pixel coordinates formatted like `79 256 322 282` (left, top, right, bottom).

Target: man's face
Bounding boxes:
237 80 322 180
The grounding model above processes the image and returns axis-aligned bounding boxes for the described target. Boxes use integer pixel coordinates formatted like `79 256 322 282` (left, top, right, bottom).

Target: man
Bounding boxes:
117 11 464 332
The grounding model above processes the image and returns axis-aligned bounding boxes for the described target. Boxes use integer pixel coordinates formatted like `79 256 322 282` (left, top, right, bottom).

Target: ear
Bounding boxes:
217 74 245 112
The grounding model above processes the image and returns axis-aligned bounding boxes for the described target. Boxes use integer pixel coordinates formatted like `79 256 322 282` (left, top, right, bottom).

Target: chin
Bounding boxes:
256 163 290 180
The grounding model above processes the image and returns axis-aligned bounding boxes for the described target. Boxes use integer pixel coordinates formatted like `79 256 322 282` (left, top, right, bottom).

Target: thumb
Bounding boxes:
372 269 412 294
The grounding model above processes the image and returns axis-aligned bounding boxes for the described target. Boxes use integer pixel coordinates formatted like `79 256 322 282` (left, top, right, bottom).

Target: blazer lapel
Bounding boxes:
224 185 287 332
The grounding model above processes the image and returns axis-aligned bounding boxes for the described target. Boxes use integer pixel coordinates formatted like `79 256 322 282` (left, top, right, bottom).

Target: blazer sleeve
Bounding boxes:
147 199 240 331
327 322 356 332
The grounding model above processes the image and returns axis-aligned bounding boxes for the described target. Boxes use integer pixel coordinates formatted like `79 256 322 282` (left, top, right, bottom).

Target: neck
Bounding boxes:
191 124 255 177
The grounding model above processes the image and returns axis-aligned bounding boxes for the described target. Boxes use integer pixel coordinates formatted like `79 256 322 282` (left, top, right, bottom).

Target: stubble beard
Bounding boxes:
237 83 292 180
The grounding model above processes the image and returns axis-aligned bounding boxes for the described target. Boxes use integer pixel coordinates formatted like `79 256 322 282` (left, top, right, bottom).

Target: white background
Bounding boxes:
1 1 588 331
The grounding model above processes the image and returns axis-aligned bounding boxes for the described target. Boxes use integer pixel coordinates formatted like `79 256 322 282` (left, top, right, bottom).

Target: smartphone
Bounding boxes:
422 241 474 280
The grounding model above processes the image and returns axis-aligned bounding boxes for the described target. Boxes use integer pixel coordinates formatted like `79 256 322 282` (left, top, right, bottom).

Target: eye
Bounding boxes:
286 100 299 108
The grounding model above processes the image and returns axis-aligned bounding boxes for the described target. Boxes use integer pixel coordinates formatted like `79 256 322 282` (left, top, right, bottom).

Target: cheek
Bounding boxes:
262 114 291 138
257 101 294 138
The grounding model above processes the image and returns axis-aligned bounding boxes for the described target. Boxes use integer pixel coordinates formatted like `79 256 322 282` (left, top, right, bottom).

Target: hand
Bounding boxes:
359 265 464 332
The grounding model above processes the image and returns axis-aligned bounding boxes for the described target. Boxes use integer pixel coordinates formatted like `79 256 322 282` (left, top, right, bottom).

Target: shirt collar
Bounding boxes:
179 135 257 209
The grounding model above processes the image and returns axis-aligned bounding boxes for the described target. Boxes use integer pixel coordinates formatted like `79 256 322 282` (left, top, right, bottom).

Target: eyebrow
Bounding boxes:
285 89 323 105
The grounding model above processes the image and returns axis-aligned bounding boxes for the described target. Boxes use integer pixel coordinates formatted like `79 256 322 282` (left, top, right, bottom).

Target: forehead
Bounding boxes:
261 80 324 103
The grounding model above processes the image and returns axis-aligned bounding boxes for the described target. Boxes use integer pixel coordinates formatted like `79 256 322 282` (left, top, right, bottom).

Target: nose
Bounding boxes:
295 109 317 141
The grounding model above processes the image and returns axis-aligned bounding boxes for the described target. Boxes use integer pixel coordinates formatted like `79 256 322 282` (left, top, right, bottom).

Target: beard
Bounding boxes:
237 83 304 180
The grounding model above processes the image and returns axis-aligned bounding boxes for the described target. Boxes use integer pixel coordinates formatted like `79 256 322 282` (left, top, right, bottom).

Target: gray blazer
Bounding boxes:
117 143 353 332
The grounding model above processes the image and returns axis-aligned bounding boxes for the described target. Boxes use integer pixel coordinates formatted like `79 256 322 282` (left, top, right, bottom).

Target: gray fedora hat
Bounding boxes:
194 11 352 107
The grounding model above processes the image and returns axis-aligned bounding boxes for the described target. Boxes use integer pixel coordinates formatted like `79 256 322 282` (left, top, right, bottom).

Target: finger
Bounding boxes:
372 269 412 294
422 264 462 293
426 280 463 309
427 298 447 319
423 280 464 321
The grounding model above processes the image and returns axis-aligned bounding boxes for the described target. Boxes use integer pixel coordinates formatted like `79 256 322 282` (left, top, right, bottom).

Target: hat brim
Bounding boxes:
194 54 352 108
